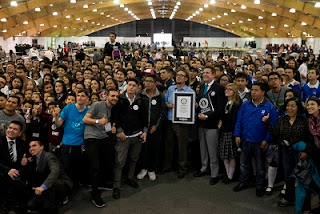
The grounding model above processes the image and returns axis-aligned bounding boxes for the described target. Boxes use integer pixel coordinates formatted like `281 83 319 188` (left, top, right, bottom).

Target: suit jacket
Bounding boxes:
31 151 72 190
0 136 28 178
197 81 226 129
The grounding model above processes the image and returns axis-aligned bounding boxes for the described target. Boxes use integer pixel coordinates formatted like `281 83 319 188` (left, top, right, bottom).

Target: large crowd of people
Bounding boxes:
1 31 320 214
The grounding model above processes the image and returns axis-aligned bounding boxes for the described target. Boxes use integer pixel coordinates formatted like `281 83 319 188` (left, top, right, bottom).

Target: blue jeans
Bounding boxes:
240 140 265 189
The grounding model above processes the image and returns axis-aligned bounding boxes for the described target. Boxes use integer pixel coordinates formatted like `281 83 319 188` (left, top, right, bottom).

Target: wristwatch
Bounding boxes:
205 115 208 120
95 119 99 124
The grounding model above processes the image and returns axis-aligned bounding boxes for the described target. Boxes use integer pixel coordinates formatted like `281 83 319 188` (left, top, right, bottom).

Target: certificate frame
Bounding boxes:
172 91 195 124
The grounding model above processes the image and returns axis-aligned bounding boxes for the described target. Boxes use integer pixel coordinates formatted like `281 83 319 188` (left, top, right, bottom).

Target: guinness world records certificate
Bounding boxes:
172 91 195 124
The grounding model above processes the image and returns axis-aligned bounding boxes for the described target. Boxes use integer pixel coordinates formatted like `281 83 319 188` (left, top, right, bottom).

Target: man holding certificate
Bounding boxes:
163 69 194 179
194 66 226 185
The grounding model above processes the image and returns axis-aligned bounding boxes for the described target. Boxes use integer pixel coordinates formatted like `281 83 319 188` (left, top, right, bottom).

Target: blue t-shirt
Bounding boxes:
60 104 89 146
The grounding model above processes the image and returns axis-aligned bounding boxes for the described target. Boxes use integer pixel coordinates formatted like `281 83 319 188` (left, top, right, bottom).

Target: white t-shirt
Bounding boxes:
44 50 54 61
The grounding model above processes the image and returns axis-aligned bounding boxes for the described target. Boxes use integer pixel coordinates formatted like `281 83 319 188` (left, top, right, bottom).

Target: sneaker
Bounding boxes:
279 188 286 197
91 191 105 208
148 171 156 181
62 196 69 205
265 187 273 195
278 198 295 207
92 196 105 208
137 169 148 180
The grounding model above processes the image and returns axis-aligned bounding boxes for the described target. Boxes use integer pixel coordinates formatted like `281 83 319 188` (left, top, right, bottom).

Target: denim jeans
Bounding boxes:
240 140 265 189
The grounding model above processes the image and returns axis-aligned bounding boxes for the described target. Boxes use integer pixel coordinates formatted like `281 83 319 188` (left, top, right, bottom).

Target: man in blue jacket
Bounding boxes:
233 82 277 197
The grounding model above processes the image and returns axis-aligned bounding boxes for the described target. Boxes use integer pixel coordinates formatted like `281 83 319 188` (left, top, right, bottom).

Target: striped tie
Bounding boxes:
8 141 15 162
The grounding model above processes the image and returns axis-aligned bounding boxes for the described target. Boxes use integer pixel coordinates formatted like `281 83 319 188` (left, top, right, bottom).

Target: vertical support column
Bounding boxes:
151 19 154 43
189 21 192 37
133 21 136 37
171 19 175 41
115 25 119 36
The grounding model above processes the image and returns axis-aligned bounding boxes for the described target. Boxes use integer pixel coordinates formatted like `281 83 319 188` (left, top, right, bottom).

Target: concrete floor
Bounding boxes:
61 171 300 214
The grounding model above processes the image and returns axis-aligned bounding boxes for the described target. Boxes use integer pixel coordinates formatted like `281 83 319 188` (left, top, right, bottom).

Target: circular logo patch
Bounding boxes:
199 98 209 109
133 105 139 110
151 99 157 105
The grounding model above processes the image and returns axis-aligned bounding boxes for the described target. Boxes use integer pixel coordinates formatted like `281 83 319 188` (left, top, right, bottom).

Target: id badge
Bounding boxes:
105 122 111 132
32 133 40 137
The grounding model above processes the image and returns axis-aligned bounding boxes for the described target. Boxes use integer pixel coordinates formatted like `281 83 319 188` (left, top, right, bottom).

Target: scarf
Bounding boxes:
308 115 320 148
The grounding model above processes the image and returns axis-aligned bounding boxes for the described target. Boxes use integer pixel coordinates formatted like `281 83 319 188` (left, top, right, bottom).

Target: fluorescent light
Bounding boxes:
114 0 119 3
301 22 307 26
83 4 88 8
248 18 252 21
35 7 41 12
239 20 243 23
204 4 208 8
196 11 200 14
289 8 296 13
70 0 76 3
199 8 203 11
65 15 70 18
284 24 289 27
40 23 44 26
53 12 58 16
254 0 260 4
92 9 97 12
271 26 275 28
241 5 246 9
260 27 263 29
1 18 7 22
76 17 80 20
2 29 7 33
217 15 221 18
231 9 236 12
53 25 57 28
174 5 179 9
100 12 104 15
177 1 181 6
271 13 277 16
258 16 263 19
224 12 228 16
10 1 18 7
64 27 67 29
124 8 128 11
315 2 320 8
49 4 53 6
128 10 132 14
23 21 28 24
210 0 216 4
148 1 152 5
120 4 124 7
84 20 88 22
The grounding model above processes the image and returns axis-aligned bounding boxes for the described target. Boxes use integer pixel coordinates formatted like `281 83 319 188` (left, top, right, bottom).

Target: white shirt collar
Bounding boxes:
206 79 215 87
126 93 136 105
6 137 16 143
308 80 319 89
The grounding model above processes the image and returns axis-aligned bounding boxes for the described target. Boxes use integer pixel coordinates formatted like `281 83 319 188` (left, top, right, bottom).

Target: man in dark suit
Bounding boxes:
103 32 122 58
0 120 28 213
194 66 226 185
28 140 73 213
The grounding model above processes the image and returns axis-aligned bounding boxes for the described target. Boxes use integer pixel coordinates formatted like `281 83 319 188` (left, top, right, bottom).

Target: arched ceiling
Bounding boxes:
0 0 320 39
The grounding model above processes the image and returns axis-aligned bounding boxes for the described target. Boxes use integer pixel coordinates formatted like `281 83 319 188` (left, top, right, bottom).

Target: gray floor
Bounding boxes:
61 171 303 214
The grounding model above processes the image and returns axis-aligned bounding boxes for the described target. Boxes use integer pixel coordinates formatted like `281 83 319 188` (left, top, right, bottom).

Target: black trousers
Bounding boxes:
60 145 82 184
140 128 162 172
85 137 114 193
30 181 71 210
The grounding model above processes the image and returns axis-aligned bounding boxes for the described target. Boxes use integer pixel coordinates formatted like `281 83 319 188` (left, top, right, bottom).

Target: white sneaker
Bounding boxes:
148 171 156 181
137 169 148 180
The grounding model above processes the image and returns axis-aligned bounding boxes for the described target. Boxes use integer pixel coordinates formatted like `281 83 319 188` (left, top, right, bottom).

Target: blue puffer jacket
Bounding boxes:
234 99 277 143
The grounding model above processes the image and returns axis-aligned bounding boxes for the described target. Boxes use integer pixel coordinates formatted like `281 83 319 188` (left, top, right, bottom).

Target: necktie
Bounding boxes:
203 84 208 95
8 141 15 162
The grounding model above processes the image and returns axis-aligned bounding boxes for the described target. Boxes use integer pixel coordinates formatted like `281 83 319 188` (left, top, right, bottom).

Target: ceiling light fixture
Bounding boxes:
39 23 44 26
10 1 18 7
114 0 119 4
35 7 41 11
241 5 246 9
289 8 296 13
258 16 263 19
65 15 70 18
148 1 152 5
120 4 124 7
76 17 80 20
92 9 97 12
210 0 216 4
254 0 260 4
83 4 88 8
53 12 58 16
204 4 208 8
270 26 275 28
301 22 307 26
2 29 7 33
271 13 277 16
53 25 57 28
231 9 236 12
1 18 7 22
70 0 76 3
315 2 320 8
23 21 28 24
